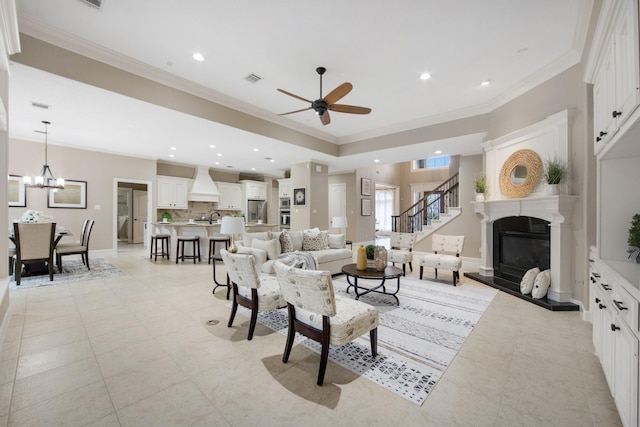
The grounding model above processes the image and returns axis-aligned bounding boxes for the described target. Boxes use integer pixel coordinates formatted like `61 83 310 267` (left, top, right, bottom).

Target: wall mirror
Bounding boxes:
499 149 542 198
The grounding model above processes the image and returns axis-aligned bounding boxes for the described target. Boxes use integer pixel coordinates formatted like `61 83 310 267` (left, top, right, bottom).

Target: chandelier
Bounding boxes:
24 121 64 189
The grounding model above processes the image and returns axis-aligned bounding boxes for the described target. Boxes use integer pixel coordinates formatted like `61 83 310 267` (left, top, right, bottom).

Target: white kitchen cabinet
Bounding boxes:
612 316 639 427
240 180 267 200
157 176 189 209
278 179 291 198
588 0 640 154
216 182 243 210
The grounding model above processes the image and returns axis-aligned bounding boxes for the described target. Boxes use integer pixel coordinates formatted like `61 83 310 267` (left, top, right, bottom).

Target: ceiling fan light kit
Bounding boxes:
277 66 371 125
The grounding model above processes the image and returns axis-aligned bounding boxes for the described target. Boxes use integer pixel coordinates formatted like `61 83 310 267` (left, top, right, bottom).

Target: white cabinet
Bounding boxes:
589 0 640 154
157 176 189 209
240 180 267 200
278 179 291 198
216 182 243 210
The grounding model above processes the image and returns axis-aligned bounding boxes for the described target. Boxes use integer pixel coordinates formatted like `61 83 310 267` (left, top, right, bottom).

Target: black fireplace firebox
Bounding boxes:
493 216 550 284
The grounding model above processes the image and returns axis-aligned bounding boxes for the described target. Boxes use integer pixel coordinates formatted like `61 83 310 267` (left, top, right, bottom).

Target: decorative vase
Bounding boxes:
547 184 560 195
356 245 367 270
367 259 375 269
475 193 485 202
374 246 387 271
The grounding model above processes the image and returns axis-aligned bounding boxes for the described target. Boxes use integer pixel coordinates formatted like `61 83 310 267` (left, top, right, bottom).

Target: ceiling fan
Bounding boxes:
277 67 372 125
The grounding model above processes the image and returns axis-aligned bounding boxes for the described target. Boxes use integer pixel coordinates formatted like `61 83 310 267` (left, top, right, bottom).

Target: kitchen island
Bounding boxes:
150 222 278 260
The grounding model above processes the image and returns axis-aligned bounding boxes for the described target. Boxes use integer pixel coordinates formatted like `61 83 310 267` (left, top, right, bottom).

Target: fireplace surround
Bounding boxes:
468 196 579 310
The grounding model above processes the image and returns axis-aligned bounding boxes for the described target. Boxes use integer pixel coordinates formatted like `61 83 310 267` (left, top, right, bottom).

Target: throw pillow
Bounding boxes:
302 229 327 251
243 231 271 248
328 233 346 249
289 230 304 251
531 269 551 299
520 267 540 295
251 238 279 260
280 230 293 253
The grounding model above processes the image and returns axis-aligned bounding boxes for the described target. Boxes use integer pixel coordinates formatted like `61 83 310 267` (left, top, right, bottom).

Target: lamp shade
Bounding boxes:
220 216 245 235
332 216 348 228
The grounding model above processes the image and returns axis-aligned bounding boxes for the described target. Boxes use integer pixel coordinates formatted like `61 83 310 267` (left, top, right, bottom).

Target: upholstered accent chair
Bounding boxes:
221 249 286 340
419 234 465 286
56 219 94 273
387 232 416 276
13 222 57 286
274 262 379 386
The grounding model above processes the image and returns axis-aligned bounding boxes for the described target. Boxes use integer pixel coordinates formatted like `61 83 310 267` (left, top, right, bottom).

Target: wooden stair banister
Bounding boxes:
391 173 459 233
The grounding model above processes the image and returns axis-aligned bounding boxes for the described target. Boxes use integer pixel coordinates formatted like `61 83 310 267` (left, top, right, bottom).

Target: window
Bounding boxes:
375 188 395 232
413 155 450 170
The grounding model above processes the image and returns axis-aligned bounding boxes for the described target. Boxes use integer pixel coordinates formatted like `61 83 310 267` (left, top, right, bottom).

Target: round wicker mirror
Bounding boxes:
499 149 542 198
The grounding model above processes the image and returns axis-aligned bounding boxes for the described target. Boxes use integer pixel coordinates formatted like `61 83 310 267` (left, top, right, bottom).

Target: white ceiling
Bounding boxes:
8 0 591 177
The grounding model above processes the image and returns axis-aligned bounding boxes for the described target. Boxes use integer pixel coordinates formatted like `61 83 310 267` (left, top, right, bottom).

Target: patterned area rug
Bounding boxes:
239 274 497 405
9 257 124 289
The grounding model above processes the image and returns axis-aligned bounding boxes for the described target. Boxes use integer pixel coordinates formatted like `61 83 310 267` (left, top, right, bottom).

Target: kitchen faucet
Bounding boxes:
209 211 221 224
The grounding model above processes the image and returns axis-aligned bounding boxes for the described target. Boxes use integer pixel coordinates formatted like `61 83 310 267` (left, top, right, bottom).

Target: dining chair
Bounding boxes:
274 262 379 386
13 222 57 286
56 219 95 273
220 249 285 340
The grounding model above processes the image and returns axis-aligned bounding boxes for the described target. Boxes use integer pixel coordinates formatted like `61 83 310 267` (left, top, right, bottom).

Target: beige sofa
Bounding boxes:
237 229 353 275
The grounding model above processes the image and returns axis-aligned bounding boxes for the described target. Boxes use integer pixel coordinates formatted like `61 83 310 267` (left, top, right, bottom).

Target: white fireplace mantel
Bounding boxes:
474 195 579 302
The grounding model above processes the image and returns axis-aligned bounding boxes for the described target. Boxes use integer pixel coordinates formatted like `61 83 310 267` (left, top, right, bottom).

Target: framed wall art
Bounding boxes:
8 175 27 207
293 187 306 206
48 179 87 209
361 198 371 216
361 178 371 196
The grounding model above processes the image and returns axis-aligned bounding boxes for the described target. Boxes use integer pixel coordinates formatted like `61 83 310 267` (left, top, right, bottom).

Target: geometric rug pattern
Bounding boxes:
240 274 497 405
9 257 125 289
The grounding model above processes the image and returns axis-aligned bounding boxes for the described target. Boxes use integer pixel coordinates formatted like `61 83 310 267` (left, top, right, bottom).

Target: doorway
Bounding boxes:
114 179 152 252
328 183 347 234
375 183 399 234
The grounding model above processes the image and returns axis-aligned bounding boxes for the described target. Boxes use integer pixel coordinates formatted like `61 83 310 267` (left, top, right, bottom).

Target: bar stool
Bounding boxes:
150 234 170 261
208 235 231 264
176 236 201 263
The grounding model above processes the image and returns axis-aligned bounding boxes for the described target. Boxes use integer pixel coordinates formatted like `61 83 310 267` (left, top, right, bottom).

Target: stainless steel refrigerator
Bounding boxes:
247 200 267 223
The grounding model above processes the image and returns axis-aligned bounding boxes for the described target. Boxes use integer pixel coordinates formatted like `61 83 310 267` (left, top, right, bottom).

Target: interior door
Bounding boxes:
133 190 148 244
329 183 347 233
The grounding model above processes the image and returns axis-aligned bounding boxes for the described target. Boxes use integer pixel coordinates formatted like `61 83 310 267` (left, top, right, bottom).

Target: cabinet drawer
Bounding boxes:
613 285 639 333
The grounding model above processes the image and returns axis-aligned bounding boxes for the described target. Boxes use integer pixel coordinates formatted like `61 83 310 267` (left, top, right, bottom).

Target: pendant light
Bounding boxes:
24 121 64 189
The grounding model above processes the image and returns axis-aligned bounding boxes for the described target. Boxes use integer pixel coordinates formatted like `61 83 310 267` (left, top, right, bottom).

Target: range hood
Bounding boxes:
188 165 220 202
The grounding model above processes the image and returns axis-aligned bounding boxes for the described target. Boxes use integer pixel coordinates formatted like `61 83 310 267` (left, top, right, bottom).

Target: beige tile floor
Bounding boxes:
0 247 622 427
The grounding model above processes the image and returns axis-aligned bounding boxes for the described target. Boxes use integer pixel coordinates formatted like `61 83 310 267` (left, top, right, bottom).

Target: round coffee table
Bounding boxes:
341 263 403 305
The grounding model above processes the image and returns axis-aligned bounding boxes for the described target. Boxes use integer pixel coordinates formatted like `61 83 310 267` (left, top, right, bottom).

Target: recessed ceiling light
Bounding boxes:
481 80 491 86
209 144 215 149
251 168 256 171
420 73 431 80
170 146 177 151
374 159 380 163
192 53 205 62
269 159 275 163
169 154 175 158
435 150 442 154
253 148 259 152
217 153 222 157
215 161 220 165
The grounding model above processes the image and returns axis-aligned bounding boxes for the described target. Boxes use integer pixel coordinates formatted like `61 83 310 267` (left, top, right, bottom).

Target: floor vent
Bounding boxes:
79 0 103 9
245 73 262 83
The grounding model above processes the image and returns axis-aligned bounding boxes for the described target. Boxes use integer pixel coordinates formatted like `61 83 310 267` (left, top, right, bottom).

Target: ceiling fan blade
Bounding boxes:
330 104 372 114
277 88 313 104
319 111 331 126
278 107 312 116
323 82 352 105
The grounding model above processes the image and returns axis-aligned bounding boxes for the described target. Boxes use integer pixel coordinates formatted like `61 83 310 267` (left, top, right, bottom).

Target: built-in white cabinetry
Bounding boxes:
216 182 243 210
240 180 267 200
588 0 640 154
157 176 189 209
278 179 291 198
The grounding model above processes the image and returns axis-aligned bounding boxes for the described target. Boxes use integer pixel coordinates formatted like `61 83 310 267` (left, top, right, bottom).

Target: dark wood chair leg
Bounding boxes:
435 268 438 278
247 289 259 340
227 284 239 327
402 264 406 276
85 251 90 270
409 262 413 272
419 266 423 280
370 328 378 357
317 316 331 386
282 305 296 363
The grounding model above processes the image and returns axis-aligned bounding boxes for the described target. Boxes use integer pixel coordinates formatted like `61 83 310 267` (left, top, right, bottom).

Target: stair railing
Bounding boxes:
391 172 459 233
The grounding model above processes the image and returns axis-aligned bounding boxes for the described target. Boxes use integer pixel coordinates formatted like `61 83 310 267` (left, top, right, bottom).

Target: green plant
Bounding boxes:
627 214 640 259
161 212 172 222
474 174 486 193
232 212 245 217
544 157 568 185
365 244 375 260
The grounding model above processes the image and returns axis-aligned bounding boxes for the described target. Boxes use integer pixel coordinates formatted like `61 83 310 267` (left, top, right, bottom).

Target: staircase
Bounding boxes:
391 173 460 243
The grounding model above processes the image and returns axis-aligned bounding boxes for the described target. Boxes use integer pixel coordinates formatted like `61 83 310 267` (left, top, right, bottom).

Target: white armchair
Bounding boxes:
274 262 379 386
419 234 465 286
387 232 416 276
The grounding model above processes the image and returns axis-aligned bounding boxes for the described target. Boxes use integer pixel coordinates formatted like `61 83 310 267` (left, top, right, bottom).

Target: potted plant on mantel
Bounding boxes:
627 214 640 263
474 174 486 202
543 157 568 195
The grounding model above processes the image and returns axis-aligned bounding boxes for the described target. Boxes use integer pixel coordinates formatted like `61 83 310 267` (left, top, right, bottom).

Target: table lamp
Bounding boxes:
220 216 245 253
332 216 348 235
